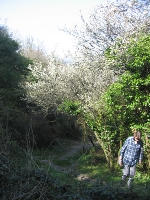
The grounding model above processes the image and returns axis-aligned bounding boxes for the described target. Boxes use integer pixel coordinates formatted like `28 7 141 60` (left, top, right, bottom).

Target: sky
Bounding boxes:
0 0 107 58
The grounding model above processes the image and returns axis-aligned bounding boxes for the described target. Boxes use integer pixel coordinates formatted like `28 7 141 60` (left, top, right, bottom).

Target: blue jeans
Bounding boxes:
122 164 136 187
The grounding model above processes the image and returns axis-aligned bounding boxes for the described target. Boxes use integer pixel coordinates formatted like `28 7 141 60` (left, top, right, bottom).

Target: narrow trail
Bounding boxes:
40 139 100 180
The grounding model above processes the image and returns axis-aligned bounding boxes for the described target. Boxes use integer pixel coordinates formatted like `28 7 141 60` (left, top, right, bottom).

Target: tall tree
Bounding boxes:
20 36 49 66
0 25 31 108
63 0 150 59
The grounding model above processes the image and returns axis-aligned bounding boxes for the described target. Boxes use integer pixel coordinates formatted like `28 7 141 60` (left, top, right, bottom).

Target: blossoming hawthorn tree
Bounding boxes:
63 0 150 59
22 53 117 151
23 54 116 115
22 53 117 146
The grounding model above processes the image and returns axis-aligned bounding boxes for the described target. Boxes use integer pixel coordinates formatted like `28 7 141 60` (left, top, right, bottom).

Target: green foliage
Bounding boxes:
0 25 31 108
84 85 128 169
104 35 150 127
126 35 150 76
85 34 150 170
58 99 82 116
130 122 150 169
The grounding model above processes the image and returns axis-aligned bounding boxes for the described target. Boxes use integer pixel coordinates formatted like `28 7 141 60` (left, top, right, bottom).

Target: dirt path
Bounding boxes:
40 138 99 180
60 139 96 159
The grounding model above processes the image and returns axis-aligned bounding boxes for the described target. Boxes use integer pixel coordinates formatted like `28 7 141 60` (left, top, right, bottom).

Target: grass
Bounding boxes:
76 146 150 197
32 144 150 188
5 140 150 199
77 147 121 181
52 149 84 167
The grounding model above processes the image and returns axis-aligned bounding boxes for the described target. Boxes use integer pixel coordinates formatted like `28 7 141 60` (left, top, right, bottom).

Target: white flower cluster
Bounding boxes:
23 55 116 114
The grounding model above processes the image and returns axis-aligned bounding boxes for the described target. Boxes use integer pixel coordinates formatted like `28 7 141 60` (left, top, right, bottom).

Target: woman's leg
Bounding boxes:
127 165 136 188
122 164 130 182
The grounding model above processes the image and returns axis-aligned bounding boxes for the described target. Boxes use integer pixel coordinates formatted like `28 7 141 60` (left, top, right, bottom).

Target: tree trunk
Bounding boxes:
106 154 114 171
145 135 150 168
94 131 114 171
117 139 123 166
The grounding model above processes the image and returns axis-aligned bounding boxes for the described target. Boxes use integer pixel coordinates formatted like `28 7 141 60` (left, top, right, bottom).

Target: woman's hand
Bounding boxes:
138 161 142 165
119 156 123 166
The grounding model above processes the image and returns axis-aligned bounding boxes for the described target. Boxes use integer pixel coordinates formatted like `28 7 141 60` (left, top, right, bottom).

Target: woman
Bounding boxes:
119 129 144 188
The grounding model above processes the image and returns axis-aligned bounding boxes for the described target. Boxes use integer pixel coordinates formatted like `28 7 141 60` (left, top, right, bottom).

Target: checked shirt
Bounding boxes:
120 136 144 166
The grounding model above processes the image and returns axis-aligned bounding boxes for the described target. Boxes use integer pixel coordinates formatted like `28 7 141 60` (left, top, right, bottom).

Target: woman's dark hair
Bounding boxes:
132 128 142 138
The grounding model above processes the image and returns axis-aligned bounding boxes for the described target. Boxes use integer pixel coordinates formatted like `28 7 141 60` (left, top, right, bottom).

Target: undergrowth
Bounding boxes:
1 141 150 200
